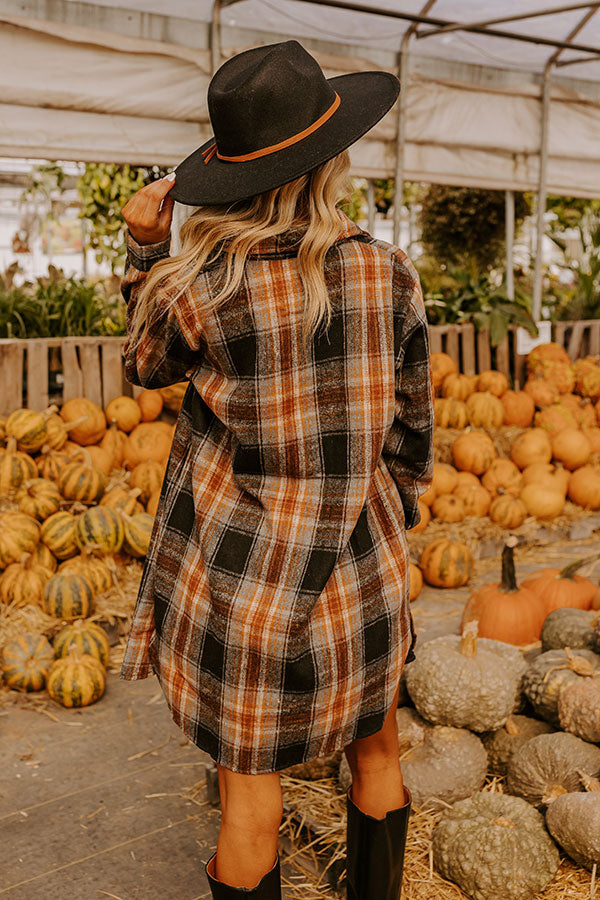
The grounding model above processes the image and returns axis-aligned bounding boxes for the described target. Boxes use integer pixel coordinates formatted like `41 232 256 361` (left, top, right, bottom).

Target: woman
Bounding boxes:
120 39 434 900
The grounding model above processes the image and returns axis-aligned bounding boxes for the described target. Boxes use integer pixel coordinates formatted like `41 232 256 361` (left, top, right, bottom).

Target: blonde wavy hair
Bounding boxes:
128 148 354 353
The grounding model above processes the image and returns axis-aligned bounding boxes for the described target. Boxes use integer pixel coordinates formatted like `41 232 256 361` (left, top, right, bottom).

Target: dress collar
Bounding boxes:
245 208 368 257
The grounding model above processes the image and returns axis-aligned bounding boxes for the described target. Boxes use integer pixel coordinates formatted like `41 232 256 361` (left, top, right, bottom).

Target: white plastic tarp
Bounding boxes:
1 5 600 197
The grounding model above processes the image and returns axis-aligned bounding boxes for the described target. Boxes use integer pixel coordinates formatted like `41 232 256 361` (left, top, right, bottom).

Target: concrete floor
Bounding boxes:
1 533 598 899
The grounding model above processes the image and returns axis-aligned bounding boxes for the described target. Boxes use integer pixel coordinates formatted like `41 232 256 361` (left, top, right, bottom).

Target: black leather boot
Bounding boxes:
205 850 282 899
345 784 411 900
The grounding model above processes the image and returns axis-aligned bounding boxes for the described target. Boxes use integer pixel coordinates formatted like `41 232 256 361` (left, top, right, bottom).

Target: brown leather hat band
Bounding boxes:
202 92 341 165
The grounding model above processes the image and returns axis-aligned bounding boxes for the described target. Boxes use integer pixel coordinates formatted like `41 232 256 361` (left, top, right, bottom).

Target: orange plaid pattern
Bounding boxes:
119 209 434 774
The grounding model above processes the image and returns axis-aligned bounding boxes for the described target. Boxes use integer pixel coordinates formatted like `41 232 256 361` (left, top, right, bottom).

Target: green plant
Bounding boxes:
548 209 600 320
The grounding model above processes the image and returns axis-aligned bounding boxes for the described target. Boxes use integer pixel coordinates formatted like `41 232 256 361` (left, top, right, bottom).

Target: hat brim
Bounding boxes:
168 71 399 206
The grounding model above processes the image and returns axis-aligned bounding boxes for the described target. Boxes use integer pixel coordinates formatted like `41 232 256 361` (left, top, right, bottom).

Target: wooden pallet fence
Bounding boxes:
0 321 598 415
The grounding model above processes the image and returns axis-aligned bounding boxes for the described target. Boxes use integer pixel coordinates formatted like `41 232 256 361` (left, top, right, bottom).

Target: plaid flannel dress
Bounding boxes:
119 208 434 774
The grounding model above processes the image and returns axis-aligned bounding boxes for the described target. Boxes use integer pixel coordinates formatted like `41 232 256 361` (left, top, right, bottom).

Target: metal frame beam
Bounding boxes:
418 3 599 38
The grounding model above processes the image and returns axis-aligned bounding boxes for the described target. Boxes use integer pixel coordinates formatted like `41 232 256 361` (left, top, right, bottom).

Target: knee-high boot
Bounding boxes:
345 784 411 900
205 851 282 899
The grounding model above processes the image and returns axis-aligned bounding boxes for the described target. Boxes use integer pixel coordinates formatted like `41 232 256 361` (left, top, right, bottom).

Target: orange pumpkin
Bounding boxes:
477 370 509 397
582 426 600 453
523 378 559 409
419 484 436 508
434 398 470 430
159 382 188 413
551 427 591 471
453 471 481 491
534 404 577 436
452 432 497 475
129 460 165 504
522 558 599 614
500 390 534 428
431 463 458 497
481 459 523 498
510 428 552 470
105 396 142 433
526 342 571 374
123 423 173 468
568 465 600 509
453 483 492 517
573 359 600 398
461 541 547 645
84 446 114 477
561 396 597 428
430 353 458 394
408 499 431 533
520 484 565 520
100 423 128 468
442 373 477 401
146 489 161 517
420 538 473 588
59 398 106 445
489 495 527 529
465 392 504 429
100 487 144 516
409 563 423 602
432 494 465 523
522 462 569 496
137 390 164 422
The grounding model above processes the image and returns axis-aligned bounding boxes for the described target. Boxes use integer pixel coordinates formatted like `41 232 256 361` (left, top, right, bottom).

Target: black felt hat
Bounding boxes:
169 39 400 206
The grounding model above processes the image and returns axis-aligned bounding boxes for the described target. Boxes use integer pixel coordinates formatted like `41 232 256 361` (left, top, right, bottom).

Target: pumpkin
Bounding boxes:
527 342 571 374
44 412 89 451
36 448 72 481
53 619 110 667
409 563 423 601
432 494 465 523
0 437 37 494
542 608 599 652
129 459 164 503
489 494 527 529
546 773 600 871
58 451 106 503
105 395 141 433
442 373 477 401
477 369 508 397
29 542 57 573
461 541 547 646
146 489 161 517
521 462 569 496
510 428 552 470
524 378 559 408
520 484 565 520
582 425 600 453
432 792 560 900
0 633 55 691
430 352 457 393
42 572 94 621
404 622 526 732
408 499 430 533
521 556 599 614
46 648 105 707
16 478 61 521
454 471 481 491
0 512 40 569
452 432 497 475
123 422 173 468
434 397 469 429
84 445 114 476
5 407 52 453
522 648 600 725
544 360 576 395
75 507 124 555
419 483 436 507
0 556 50 606
482 715 554 777
40 511 79 560
0 417 5 443
550 426 591 471
137 389 164 422
100 422 128 468
453 483 491 517
159 381 187 413
506 731 600 808
420 538 474 588
122 512 154 558
566 397 597 428
481 459 522 497
59 551 113 595
59 398 106 445
568 463 600 509
431 463 458 496
534 404 577 435
100 487 144 516
465 392 504 429
399 725 488 810
558 678 600 743
574 361 600 399
500 389 535 428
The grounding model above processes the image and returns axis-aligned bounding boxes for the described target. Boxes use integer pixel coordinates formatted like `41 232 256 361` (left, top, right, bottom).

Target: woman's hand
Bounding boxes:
122 173 176 245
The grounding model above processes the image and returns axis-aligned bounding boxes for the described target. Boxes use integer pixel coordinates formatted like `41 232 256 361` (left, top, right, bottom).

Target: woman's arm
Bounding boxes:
381 273 435 530
121 230 202 389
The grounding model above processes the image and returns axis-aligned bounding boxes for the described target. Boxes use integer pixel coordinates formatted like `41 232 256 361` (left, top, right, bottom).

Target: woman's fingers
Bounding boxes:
122 174 176 245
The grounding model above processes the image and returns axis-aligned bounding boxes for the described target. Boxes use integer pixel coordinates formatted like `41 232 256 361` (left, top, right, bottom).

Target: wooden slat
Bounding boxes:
61 341 84 402
445 326 459 367
79 343 103 407
553 322 568 351
25 341 49 411
477 329 492 372
589 323 600 357
100 340 126 406
495 336 510 377
428 325 443 354
460 324 476 375
567 322 585 360
0 343 24 414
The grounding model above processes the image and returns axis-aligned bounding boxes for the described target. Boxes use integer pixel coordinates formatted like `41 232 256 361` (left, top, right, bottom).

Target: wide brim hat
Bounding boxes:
169 39 400 206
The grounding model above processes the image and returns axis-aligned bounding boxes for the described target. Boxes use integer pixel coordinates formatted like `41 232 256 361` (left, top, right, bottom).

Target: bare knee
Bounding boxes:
216 765 283 833
344 684 401 777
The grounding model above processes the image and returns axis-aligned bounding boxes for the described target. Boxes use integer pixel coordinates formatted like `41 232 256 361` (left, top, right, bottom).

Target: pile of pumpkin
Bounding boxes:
0 383 186 707
419 343 600 535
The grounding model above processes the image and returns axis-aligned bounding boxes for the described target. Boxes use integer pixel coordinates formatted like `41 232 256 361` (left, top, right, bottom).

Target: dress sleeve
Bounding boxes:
381 271 435 531
121 230 203 389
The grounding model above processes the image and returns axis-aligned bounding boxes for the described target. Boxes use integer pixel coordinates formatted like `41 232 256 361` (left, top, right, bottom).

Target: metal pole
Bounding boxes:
210 0 222 75
419 3 600 38
366 180 375 234
505 190 515 300
532 66 552 322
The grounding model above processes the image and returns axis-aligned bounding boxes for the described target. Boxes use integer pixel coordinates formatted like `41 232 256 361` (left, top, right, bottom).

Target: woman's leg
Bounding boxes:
213 764 283 889
342 679 406 818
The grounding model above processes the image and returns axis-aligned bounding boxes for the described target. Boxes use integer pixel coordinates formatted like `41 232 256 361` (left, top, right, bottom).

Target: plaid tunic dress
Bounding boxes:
119 208 434 774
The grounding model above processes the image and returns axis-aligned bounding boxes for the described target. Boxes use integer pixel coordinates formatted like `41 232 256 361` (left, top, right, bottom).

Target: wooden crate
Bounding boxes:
0 337 134 415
